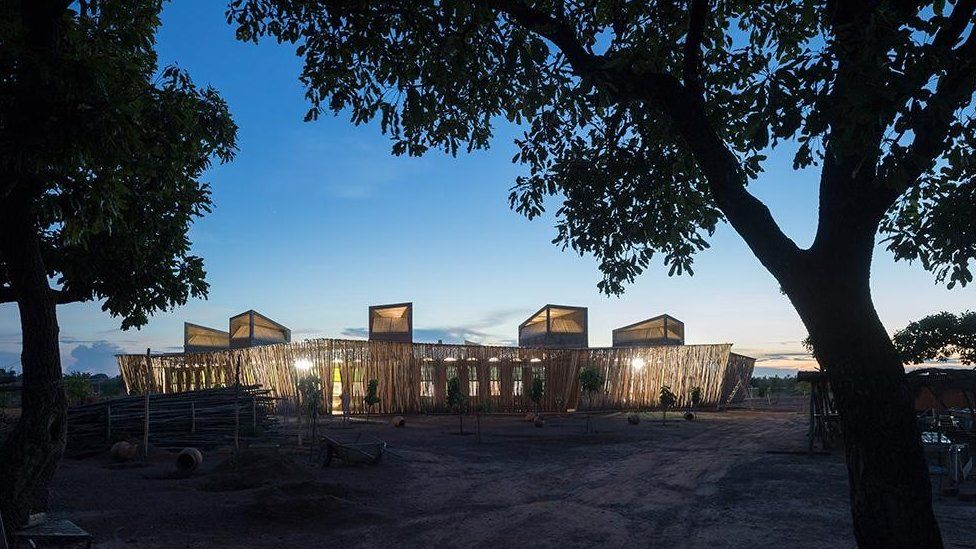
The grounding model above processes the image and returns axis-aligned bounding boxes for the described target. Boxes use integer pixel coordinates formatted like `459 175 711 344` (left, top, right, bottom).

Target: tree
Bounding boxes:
297 375 323 441
62 372 92 406
529 376 545 414
1 1 236 528
446 376 467 434
690 386 703 411
578 365 603 433
363 378 381 423
659 385 677 425
225 1 976 544
893 311 976 365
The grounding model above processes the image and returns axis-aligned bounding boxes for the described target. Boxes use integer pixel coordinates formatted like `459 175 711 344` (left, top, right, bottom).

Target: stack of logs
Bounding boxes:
66 385 276 456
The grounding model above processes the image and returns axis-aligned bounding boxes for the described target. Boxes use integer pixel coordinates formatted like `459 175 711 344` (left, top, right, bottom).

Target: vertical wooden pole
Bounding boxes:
191 402 196 434
252 396 257 429
105 404 111 443
143 348 150 457
235 355 241 452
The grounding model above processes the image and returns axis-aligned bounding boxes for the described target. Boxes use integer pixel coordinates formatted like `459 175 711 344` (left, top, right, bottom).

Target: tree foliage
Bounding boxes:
228 0 976 293
893 311 976 365
1 1 238 328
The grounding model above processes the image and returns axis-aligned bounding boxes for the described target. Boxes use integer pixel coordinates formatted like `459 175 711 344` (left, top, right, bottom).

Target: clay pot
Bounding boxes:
684 412 696 421
627 413 641 425
391 415 406 427
176 447 203 473
110 441 137 462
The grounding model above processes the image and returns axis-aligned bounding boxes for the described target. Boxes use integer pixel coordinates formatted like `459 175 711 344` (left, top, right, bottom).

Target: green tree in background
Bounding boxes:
229 0 976 544
893 311 976 365
0 1 236 528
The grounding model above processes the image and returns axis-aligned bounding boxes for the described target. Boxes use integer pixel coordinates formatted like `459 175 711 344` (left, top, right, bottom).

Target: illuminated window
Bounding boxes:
490 366 501 396
420 364 434 398
513 366 523 396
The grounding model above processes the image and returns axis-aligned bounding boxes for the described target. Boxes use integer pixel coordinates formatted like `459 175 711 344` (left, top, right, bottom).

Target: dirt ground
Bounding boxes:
47 399 976 548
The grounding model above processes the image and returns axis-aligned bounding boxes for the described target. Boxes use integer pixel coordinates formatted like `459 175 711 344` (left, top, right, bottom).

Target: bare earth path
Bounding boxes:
48 404 976 548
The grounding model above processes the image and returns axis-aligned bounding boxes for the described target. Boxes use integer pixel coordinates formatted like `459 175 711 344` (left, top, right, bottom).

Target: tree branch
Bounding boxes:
682 0 709 98
877 29 976 211
481 0 802 277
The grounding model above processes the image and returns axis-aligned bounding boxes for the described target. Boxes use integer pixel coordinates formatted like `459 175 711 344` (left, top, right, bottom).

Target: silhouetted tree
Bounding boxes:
894 311 976 365
446 377 467 434
228 1 976 544
363 378 381 423
1 1 236 528
659 385 677 425
529 376 545 414
579 366 602 433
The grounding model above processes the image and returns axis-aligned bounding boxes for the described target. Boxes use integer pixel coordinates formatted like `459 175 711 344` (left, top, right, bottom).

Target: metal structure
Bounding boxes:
518 304 588 348
229 310 291 349
612 314 685 347
183 322 230 353
368 302 413 343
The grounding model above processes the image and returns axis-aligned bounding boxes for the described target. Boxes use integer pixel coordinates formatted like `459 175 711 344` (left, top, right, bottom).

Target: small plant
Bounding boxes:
659 385 677 425
298 376 323 442
579 366 603 433
529 376 545 413
446 377 468 434
690 386 703 411
363 379 380 423
475 402 491 442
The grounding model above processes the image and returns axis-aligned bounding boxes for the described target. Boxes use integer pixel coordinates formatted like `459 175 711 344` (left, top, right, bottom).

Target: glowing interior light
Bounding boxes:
444 357 457 362
294 358 313 371
466 357 477 362
529 358 542 363
631 357 646 370
488 357 500 362
332 358 343 364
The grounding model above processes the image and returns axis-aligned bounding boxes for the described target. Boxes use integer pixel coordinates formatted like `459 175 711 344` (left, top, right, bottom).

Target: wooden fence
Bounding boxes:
117 339 754 414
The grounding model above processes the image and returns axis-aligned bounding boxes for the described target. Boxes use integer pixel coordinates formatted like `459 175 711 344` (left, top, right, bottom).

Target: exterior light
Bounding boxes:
444 357 457 362
294 358 313 371
631 357 645 370
530 358 542 363
332 358 343 364
488 357 500 362
466 357 477 362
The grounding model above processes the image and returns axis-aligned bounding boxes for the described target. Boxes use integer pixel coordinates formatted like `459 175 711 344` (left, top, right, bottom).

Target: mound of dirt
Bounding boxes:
244 480 376 524
198 449 313 492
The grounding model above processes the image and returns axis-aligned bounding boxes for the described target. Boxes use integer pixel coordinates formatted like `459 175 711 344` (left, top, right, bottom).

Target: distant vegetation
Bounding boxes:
750 375 811 397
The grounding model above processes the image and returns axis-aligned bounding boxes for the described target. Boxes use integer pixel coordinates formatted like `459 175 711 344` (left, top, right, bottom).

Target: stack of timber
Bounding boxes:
66 385 275 455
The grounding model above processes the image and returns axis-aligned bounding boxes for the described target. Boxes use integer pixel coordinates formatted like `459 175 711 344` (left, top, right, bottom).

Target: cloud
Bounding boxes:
67 341 126 375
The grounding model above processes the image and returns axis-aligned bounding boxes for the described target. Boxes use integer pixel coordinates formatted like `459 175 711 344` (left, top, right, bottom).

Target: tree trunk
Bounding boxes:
0 195 67 529
787 261 942 547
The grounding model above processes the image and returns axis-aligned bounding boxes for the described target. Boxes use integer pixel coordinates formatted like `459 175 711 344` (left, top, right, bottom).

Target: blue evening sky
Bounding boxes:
0 2 972 375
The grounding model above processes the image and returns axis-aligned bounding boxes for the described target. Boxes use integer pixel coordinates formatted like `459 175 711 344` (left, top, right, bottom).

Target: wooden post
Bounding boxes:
234 355 241 452
106 404 111 443
191 402 196 434
143 348 151 457
252 396 257 429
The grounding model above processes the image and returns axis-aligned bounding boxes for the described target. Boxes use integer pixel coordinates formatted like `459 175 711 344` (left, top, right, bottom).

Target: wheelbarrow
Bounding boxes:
319 433 386 467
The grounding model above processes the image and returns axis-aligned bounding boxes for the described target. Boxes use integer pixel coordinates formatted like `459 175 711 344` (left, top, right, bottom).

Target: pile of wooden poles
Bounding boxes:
66 385 276 455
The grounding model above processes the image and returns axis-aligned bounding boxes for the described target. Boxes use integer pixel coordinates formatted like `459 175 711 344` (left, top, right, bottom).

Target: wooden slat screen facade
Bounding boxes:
117 339 755 413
